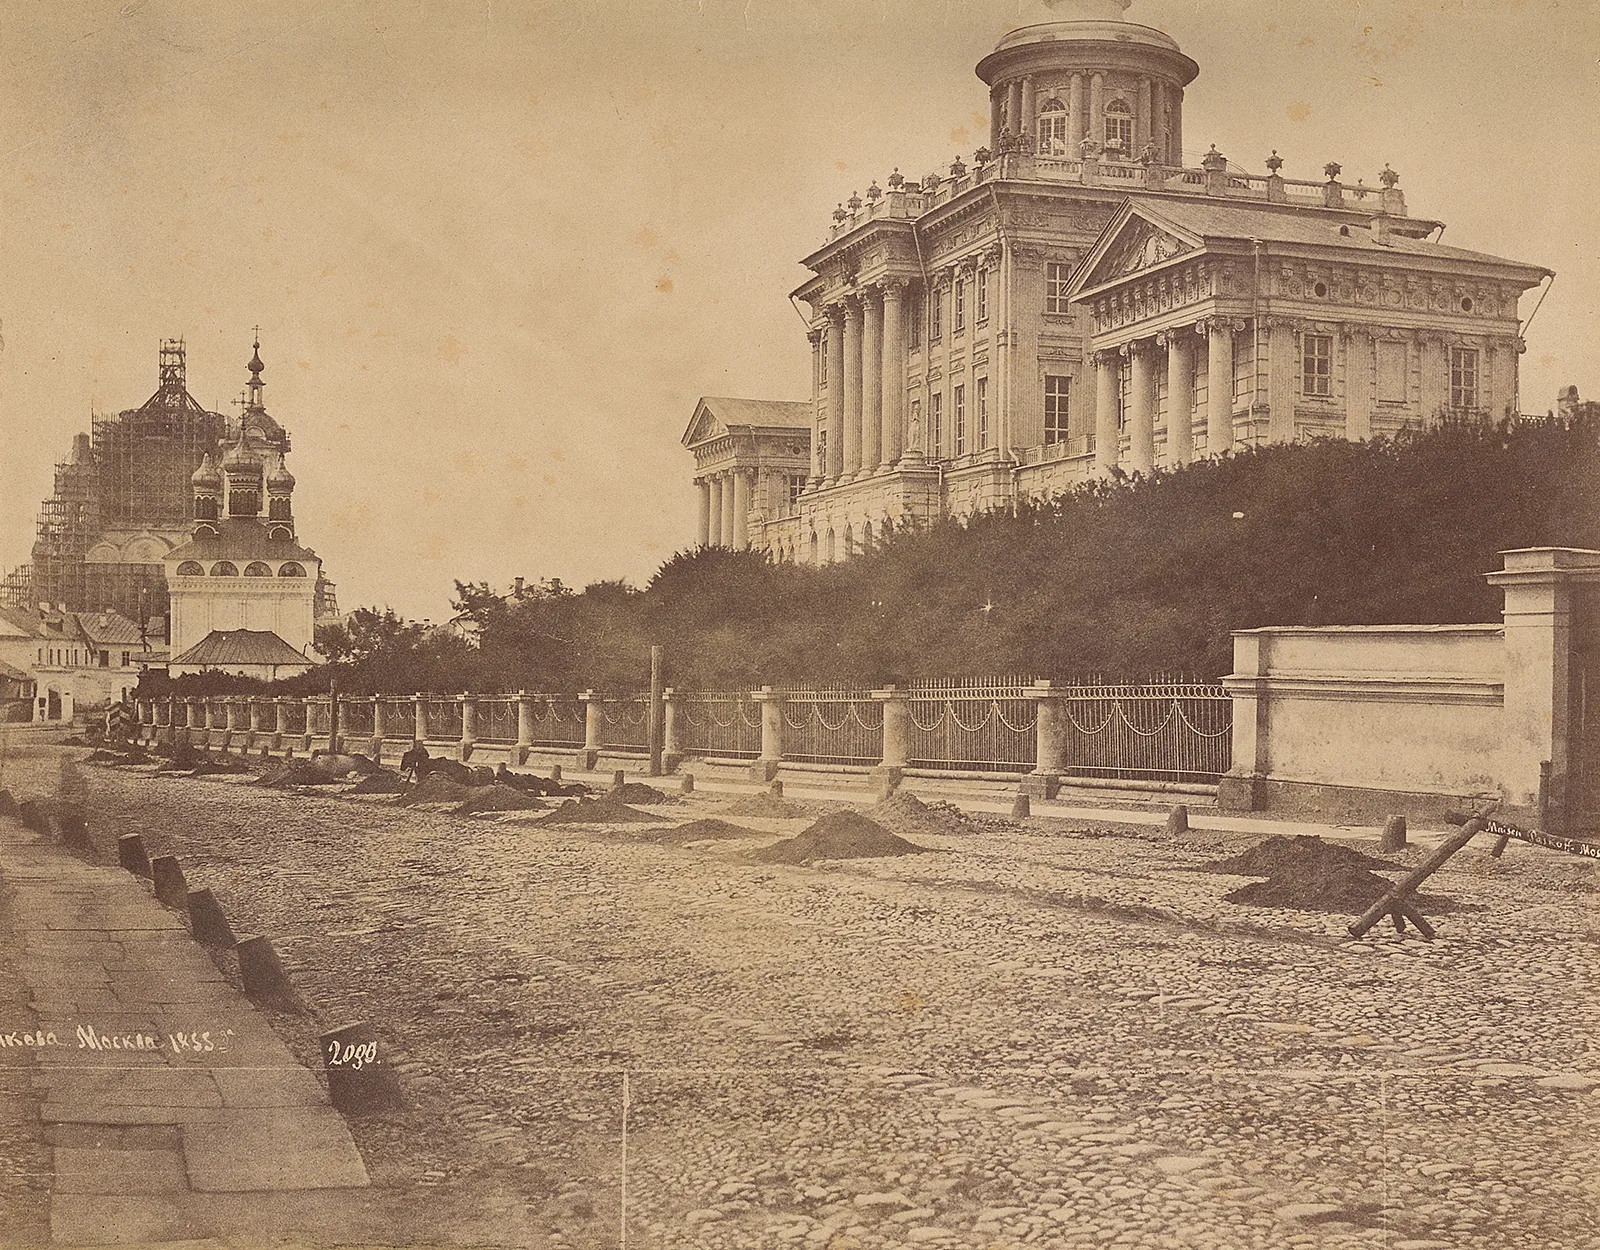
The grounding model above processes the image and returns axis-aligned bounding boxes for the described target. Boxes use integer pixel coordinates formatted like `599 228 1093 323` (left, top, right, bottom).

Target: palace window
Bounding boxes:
1450 347 1481 411
1045 375 1071 445
976 269 989 323
788 474 806 510
1377 340 1407 402
930 392 943 457
818 337 828 387
278 562 307 578
1301 333 1334 398
1038 98 1069 156
244 561 272 577
210 561 238 577
1046 262 1073 314
908 290 922 349
175 561 204 576
1105 99 1133 153
977 377 990 449
929 287 943 342
954 278 966 333
954 385 967 454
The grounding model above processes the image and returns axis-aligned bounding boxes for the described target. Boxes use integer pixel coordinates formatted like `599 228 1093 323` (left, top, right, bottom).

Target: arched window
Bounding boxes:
210 561 238 577
882 516 895 542
825 528 836 564
243 561 272 577
809 531 819 565
862 520 874 552
842 524 853 559
1038 98 1069 156
278 561 307 578
175 561 205 576
1105 99 1133 153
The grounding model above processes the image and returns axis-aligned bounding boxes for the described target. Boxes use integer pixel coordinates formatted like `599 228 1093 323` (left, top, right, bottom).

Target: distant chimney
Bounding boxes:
514 577 525 595
1371 215 1392 246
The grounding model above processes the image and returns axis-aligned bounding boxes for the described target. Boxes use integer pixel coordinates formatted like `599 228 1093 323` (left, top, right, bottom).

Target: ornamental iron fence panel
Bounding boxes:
423 698 463 741
677 692 762 759
602 696 650 750
523 697 586 748
907 678 1038 772
1058 683 1232 784
280 701 307 735
380 698 415 739
341 700 374 737
780 688 883 766
477 696 517 744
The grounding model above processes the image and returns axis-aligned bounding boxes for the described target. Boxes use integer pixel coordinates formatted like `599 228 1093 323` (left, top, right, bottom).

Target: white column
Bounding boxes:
1094 350 1120 477
732 471 750 551
1020 76 1036 146
1165 329 1195 467
808 329 824 481
881 280 905 466
843 297 864 479
721 471 737 547
1128 340 1157 475
1206 319 1235 455
696 480 711 547
1008 81 1023 141
862 287 883 474
1069 73 1086 149
709 476 725 546
1137 77 1152 153
1090 73 1105 149
825 306 846 482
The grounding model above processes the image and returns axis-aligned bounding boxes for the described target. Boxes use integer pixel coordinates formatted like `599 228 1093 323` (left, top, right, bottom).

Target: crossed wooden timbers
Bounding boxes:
1347 800 1527 942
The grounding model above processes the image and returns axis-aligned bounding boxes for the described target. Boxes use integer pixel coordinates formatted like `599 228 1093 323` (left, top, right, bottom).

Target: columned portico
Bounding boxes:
731 471 751 550
709 476 725 546
696 479 711 547
1094 350 1120 477
1127 339 1158 475
862 287 884 474
1163 328 1195 467
721 473 736 548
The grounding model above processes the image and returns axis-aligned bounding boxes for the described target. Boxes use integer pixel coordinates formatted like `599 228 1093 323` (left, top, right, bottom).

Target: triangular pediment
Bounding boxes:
682 400 728 449
1095 218 1195 284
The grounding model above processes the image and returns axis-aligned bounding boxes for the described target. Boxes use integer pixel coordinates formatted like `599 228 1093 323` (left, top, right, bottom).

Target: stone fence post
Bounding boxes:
750 687 784 782
515 691 535 766
247 697 264 754
272 697 288 752
662 688 682 773
577 690 603 771
459 693 477 762
1021 680 1065 799
872 686 909 795
370 697 386 761
1218 634 1269 813
413 694 427 746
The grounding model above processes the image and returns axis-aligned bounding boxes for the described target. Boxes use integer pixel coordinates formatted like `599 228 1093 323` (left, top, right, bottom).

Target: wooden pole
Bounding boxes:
1348 818 1485 939
648 646 664 778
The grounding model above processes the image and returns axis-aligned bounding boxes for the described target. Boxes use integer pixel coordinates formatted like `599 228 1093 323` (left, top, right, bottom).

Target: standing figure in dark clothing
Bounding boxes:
399 740 430 786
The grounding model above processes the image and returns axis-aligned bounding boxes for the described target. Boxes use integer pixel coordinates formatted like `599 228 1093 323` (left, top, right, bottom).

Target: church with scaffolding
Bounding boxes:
1 338 339 671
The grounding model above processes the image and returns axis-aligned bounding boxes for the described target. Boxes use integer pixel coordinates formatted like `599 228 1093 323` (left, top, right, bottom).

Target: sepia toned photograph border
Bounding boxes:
0 1 1597 1248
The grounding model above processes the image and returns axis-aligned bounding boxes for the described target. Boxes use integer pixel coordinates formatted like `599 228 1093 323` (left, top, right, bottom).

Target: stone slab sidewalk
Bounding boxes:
0 814 373 1247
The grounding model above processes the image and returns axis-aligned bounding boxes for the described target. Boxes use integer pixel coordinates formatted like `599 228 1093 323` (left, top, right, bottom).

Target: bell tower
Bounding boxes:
976 0 1199 165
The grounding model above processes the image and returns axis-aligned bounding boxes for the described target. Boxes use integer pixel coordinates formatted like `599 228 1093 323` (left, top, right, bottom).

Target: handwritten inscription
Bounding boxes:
326 1038 378 1069
0 1024 234 1053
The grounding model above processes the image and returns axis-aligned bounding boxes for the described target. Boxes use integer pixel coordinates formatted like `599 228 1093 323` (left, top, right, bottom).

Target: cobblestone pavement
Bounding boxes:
16 749 1600 1250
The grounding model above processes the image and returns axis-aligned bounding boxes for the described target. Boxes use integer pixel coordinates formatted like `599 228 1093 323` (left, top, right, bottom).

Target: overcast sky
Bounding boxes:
1 0 1595 621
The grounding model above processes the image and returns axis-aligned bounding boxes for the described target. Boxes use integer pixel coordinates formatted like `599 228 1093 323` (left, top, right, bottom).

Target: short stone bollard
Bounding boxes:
612 769 627 790
236 935 303 1012
187 888 237 948
549 764 562 782
151 856 189 911
320 1021 404 1116
117 833 153 878
769 779 784 797
1379 814 1408 852
680 773 695 794
1011 792 1031 819
1165 804 1190 837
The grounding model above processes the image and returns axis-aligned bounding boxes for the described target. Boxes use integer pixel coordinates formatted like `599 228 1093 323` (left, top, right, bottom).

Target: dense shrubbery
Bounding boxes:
137 414 1600 698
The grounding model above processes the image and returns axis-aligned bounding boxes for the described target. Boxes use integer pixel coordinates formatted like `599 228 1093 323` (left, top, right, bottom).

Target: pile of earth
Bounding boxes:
719 792 811 819
871 791 986 838
456 783 546 815
750 811 929 865
1211 835 1463 916
644 818 759 845
611 781 671 804
397 773 477 805
348 770 408 795
85 745 149 766
534 792 659 825
492 766 588 798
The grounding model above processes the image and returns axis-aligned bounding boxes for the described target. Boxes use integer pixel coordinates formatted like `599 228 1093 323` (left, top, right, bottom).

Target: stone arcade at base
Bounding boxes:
685 0 1550 563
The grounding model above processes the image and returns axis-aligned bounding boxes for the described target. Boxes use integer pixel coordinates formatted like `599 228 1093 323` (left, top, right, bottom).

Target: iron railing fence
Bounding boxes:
380 698 415 739
676 691 762 759
908 677 1039 772
423 698 463 741
1058 682 1232 784
602 696 651 750
780 688 884 766
477 696 517 744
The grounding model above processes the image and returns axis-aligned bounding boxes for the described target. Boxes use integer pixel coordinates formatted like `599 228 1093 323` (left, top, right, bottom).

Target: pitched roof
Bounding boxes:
74 610 145 647
0 606 39 639
170 629 312 668
1073 196 1551 299
164 519 319 566
683 397 811 446
0 658 31 682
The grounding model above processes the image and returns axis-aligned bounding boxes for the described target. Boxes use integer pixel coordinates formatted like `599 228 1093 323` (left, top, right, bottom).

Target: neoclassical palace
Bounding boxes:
683 0 1550 561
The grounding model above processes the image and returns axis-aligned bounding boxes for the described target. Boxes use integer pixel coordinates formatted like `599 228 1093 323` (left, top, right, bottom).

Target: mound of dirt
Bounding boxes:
871 791 983 838
719 792 811 819
534 792 660 825
492 766 589 797
612 781 671 804
1223 862 1465 916
398 773 476 804
456 783 546 815
1207 835 1402 878
348 771 408 795
751 811 928 865
646 818 760 844
256 761 343 788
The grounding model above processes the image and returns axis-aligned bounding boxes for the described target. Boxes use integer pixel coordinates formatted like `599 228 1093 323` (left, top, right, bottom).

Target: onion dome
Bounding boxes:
221 435 262 473
191 453 221 487
266 452 296 492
